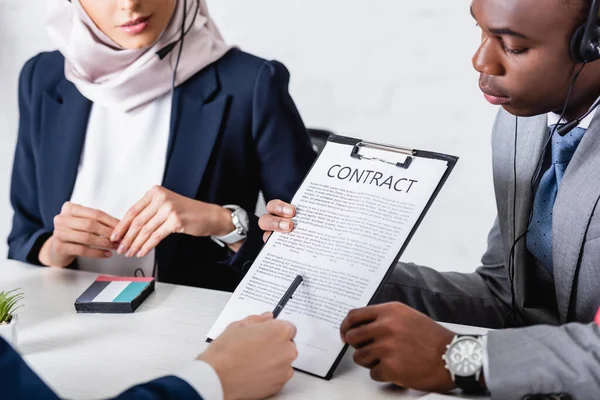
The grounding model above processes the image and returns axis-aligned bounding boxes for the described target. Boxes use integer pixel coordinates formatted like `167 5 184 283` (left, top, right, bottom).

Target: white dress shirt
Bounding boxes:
547 100 599 129
175 360 224 400
70 93 172 278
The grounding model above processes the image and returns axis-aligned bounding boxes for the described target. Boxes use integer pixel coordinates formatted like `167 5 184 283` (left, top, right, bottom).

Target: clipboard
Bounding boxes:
207 133 458 380
314 134 458 380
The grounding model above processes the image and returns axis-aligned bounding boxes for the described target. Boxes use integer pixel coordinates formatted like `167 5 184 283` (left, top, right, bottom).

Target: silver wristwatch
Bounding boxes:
211 205 249 247
442 334 487 394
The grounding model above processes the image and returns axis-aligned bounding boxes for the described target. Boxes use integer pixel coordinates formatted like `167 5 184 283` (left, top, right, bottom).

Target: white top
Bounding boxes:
176 361 223 400
547 99 600 129
69 93 172 278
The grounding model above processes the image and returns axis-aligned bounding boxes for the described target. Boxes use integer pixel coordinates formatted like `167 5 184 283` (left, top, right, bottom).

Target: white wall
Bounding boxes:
0 0 498 272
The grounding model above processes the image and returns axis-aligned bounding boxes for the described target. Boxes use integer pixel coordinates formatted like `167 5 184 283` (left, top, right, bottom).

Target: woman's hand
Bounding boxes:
110 186 236 259
258 200 296 242
39 202 120 268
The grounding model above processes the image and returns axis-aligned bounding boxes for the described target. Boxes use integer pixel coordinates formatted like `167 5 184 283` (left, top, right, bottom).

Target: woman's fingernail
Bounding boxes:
117 245 125 255
283 206 294 216
125 250 133 258
136 251 143 258
279 221 290 231
110 233 117 242
104 251 112 258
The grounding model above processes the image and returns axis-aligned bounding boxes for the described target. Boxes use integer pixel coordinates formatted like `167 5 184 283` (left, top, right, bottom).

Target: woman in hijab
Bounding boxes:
8 0 316 291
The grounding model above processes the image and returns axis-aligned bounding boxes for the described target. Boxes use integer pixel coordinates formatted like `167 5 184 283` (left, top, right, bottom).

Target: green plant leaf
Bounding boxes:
0 289 24 324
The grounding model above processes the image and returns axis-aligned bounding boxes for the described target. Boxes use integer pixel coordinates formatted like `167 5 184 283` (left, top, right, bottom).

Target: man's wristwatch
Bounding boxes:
442 334 487 394
210 205 249 247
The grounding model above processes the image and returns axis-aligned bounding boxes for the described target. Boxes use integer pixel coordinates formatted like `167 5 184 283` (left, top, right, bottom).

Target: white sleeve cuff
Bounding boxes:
173 360 224 400
481 334 490 384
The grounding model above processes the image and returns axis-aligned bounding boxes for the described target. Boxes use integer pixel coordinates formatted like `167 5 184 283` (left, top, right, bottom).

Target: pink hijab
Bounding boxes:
46 0 232 112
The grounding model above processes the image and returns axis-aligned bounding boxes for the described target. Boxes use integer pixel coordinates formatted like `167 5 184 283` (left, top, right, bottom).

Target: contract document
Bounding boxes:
207 135 458 379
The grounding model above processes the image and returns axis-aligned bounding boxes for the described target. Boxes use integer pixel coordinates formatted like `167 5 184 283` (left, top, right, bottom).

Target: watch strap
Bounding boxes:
211 205 248 246
455 375 486 394
214 229 246 245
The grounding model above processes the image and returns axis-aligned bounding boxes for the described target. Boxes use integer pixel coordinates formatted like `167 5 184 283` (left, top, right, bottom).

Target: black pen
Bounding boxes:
273 274 304 318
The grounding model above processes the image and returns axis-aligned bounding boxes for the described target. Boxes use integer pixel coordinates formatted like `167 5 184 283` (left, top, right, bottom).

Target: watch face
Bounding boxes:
447 338 484 377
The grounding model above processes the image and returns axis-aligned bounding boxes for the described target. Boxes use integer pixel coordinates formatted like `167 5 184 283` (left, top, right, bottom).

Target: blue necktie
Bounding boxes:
526 126 586 275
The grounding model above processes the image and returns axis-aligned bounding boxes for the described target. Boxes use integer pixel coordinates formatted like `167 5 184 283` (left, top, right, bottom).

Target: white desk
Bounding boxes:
1 260 488 400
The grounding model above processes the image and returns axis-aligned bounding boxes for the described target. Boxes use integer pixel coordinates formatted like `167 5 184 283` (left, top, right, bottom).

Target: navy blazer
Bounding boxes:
0 338 203 400
8 48 316 291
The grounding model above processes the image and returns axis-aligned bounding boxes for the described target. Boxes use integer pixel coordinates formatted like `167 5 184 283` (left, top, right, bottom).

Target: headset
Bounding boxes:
571 0 600 64
156 0 200 61
556 0 600 135
65 0 199 81
66 0 199 278
507 0 600 327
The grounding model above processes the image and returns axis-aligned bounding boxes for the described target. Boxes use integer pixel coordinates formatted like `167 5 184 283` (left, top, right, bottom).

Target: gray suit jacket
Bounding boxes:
377 109 600 399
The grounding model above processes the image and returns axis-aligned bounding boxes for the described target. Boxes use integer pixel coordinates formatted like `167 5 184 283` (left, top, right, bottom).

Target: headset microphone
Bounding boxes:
156 42 179 60
557 119 582 136
556 95 600 136
156 0 200 60
555 0 600 136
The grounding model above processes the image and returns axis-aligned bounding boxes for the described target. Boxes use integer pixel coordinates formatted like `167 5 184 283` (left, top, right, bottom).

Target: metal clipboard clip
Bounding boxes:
350 141 415 169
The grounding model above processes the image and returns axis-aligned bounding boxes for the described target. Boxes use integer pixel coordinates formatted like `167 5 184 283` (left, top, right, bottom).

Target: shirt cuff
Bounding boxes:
481 334 490 384
173 360 224 400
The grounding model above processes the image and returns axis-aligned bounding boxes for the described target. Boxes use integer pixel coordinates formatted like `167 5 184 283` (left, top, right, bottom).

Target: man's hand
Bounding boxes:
198 313 298 400
258 200 296 242
39 202 119 268
340 302 456 393
110 186 236 258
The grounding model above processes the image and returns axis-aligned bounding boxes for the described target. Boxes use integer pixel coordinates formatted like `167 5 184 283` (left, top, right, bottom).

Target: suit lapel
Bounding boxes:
38 80 91 222
510 115 548 239
162 64 230 199
505 114 548 319
553 112 600 322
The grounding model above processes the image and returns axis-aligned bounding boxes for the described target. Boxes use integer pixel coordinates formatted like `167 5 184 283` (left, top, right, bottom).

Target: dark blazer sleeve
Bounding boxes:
0 338 203 400
7 55 53 265
113 376 203 400
227 60 317 272
0 338 61 400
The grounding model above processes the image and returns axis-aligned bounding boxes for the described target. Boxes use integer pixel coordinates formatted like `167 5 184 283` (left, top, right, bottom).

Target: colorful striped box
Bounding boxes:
75 276 155 314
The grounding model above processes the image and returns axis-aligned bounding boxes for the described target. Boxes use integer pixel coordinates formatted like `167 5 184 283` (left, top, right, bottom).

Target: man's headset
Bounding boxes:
555 0 600 135
507 0 600 328
571 0 600 63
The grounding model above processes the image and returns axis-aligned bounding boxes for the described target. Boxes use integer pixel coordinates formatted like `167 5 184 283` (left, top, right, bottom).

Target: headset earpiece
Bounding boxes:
570 0 600 63
570 24 588 63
